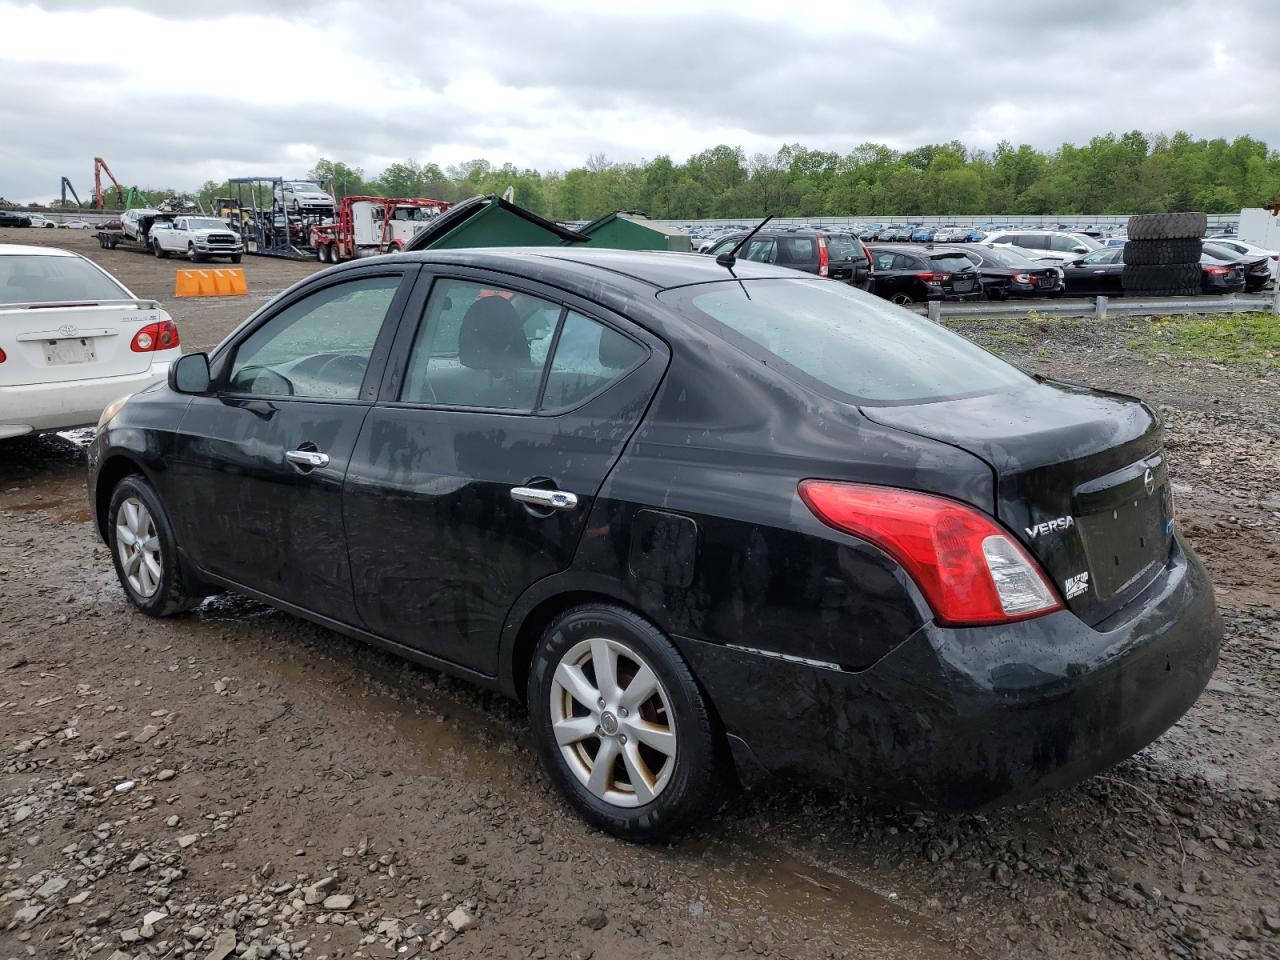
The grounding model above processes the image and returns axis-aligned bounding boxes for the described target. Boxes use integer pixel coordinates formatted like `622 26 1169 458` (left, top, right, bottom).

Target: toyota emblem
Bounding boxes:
58 323 78 337
1143 468 1154 495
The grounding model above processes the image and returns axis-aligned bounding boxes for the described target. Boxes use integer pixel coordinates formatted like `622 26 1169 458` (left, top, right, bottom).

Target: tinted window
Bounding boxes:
707 237 738 256
774 236 816 267
229 275 400 399
1049 234 1085 252
0 254 129 304
401 279 558 411
873 252 897 271
542 311 646 410
928 254 976 272
660 279 1028 405
1011 235 1042 249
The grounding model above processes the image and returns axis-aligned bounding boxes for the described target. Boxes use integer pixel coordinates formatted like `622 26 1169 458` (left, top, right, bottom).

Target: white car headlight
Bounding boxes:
98 394 133 431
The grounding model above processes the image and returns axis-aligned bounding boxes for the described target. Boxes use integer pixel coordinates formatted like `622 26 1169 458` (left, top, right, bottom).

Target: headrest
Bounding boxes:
457 296 530 371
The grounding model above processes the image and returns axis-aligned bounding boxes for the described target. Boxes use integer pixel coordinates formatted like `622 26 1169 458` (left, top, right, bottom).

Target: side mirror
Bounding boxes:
169 352 211 394
1074 246 1088 254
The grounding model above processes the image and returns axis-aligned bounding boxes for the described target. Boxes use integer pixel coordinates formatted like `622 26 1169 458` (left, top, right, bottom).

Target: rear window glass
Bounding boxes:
823 234 860 261
975 245 1038 268
0 254 129 304
928 254 976 272
659 279 1027 405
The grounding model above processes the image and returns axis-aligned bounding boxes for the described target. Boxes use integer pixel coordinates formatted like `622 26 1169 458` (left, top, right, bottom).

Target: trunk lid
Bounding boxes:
862 380 1173 625
0 301 161 386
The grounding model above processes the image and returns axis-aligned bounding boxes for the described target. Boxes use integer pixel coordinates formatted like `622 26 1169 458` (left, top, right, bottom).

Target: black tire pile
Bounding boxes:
1122 212 1206 298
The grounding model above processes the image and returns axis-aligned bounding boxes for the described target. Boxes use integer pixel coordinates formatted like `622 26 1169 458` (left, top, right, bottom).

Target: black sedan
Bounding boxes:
0 210 32 228
1062 246 1246 296
1203 241 1272 293
950 243 1064 298
87 248 1221 839
867 244 984 304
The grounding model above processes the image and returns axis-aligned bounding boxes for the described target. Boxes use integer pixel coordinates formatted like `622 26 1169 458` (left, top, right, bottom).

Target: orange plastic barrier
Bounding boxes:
174 268 248 298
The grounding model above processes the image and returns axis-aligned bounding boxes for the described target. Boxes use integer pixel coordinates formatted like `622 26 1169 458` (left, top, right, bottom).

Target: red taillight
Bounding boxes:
131 320 180 353
0 347 6 363
1203 265 1231 276
797 481 1062 627
1012 273 1032 284
816 236 829 277
915 272 951 283
861 242 874 274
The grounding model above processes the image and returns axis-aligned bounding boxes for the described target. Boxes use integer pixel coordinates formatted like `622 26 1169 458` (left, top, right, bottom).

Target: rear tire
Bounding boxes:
107 476 201 617
890 292 915 305
528 603 728 841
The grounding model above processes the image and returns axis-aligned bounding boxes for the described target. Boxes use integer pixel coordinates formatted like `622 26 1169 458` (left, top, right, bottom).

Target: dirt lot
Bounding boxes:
1 228 1278 960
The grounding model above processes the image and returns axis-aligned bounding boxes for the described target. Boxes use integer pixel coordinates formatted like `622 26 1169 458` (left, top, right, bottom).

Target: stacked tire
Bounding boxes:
1122 212 1206 298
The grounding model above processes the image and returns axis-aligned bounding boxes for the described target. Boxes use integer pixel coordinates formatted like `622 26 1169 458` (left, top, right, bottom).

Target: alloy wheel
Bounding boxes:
115 497 161 598
549 637 677 808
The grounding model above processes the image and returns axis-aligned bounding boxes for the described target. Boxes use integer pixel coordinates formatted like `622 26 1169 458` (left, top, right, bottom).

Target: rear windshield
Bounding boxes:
823 234 861 262
659 279 1028 405
927 253 976 273
0 254 129 305
974 245 1039 268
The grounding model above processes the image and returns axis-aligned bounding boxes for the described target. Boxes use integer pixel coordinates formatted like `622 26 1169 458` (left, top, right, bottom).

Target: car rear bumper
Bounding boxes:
0 359 174 438
678 534 1220 810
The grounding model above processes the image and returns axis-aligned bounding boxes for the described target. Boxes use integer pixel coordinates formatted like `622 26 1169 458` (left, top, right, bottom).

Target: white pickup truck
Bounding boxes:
149 216 244 263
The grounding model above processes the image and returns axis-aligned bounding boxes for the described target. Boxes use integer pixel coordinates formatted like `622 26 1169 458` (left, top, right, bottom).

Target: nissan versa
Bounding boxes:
87 248 1222 840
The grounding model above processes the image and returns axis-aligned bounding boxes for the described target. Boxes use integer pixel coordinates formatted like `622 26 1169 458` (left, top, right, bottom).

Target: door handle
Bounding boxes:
511 487 578 511
286 449 330 468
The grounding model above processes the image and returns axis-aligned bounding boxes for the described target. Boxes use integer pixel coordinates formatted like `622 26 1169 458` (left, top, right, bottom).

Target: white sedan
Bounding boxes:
0 244 181 440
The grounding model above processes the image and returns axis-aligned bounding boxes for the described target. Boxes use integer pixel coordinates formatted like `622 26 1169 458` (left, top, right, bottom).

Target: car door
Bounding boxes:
342 269 668 675
166 266 416 623
1063 248 1122 295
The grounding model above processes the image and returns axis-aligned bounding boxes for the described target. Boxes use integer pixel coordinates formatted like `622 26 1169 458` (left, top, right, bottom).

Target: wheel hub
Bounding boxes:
549 637 677 808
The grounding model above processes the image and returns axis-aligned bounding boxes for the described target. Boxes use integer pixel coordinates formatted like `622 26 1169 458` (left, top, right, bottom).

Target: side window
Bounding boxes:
708 238 737 256
892 254 917 270
741 238 776 263
542 312 646 410
401 279 558 411
228 275 402 399
874 252 896 271
775 237 816 266
1049 234 1079 252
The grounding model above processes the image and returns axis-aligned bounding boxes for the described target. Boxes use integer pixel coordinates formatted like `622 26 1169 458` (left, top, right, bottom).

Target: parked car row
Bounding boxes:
0 211 91 229
695 230 1267 302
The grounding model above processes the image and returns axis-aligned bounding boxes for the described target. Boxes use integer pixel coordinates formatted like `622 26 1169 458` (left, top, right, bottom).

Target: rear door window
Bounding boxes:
660 279 1028 405
741 238 776 264
542 311 646 410
401 279 558 411
774 236 816 267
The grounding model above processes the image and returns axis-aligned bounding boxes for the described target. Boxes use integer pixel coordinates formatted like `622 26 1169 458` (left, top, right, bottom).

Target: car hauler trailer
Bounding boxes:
310 196 450 262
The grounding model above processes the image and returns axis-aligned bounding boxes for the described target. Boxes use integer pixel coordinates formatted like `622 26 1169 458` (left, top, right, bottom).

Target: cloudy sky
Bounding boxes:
2 0 1278 203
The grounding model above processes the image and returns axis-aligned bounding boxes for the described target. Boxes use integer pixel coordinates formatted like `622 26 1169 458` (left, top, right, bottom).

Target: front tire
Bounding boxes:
528 604 727 841
107 476 201 617
890 292 915 305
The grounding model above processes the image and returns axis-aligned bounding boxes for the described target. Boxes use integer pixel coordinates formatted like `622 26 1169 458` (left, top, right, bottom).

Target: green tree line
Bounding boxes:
91 131 1280 220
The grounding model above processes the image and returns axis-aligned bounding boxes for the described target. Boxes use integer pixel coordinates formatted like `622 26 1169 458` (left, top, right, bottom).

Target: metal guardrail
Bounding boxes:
910 295 1276 321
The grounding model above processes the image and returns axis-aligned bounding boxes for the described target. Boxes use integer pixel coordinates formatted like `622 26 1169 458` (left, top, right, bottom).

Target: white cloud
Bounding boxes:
1 0 1277 203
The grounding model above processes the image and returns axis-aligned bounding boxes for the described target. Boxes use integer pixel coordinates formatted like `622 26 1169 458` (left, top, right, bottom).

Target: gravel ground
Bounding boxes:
1 229 1278 959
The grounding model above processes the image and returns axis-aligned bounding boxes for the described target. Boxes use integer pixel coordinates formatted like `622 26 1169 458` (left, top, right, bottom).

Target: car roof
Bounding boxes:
0 243 78 257
380 246 802 291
